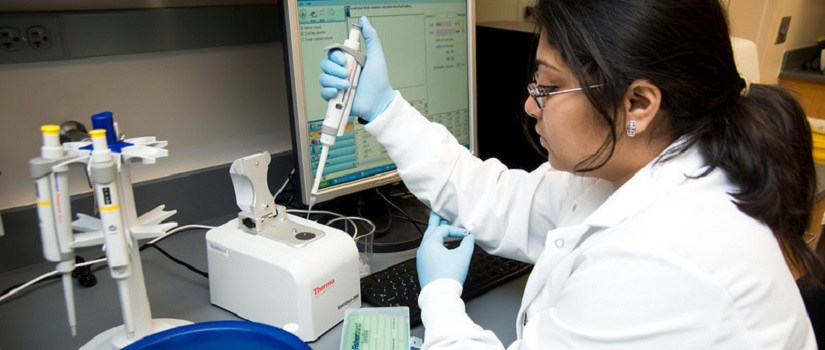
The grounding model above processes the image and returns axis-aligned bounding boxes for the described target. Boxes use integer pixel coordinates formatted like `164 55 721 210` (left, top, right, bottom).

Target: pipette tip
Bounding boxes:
70 325 77 337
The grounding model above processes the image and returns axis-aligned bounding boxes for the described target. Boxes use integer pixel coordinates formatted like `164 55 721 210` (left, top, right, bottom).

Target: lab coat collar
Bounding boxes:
583 139 709 228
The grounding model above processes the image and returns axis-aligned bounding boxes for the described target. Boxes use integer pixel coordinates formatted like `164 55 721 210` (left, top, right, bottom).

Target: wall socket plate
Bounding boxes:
516 0 537 20
0 14 65 64
775 16 791 45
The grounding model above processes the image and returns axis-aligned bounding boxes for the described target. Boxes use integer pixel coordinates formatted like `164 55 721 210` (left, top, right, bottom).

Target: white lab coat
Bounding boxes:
363 93 817 349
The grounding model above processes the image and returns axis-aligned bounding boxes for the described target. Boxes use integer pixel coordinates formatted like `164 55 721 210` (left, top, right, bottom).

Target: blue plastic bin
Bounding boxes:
123 321 310 350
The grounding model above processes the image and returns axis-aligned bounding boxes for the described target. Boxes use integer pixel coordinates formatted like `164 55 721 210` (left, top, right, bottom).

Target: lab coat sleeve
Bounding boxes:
514 246 733 350
364 93 571 262
418 279 505 349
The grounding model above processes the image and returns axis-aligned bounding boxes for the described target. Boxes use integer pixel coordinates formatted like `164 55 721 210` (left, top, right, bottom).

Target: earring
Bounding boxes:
626 120 637 137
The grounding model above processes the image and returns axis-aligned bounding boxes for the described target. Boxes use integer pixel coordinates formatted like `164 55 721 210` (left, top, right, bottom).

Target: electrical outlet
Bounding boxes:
0 26 24 51
27 26 53 50
775 16 791 45
0 14 65 64
516 0 537 20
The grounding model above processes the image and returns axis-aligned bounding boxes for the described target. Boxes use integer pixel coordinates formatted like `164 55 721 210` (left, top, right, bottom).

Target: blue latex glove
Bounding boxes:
416 211 475 289
320 16 396 122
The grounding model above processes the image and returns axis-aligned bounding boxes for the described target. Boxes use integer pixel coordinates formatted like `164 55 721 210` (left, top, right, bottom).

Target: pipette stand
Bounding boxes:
30 113 190 350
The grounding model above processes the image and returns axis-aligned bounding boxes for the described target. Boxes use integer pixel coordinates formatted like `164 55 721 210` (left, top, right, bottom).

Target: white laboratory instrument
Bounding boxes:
28 112 189 349
309 25 367 208
206 152 361 342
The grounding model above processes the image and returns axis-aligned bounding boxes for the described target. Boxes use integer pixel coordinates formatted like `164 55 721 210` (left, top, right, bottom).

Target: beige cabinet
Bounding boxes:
779 78 825 119
778 78 825 251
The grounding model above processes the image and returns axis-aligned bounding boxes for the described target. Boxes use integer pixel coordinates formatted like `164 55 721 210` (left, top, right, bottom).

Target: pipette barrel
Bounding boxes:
32 126 63 261
319 25 363 147
312 25 364 204
89 130 131 272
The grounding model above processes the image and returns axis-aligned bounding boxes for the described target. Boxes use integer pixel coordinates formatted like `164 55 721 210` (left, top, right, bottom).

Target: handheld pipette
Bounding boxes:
89 129 136 336
50 133 79 337
30 125 79 336
309 25 366 212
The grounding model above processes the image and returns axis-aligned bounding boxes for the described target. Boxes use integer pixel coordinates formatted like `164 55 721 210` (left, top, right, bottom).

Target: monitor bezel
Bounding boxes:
281 0 478 206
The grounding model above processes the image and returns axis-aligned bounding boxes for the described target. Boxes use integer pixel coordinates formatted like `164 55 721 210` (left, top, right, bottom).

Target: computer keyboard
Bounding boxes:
360 242 533 326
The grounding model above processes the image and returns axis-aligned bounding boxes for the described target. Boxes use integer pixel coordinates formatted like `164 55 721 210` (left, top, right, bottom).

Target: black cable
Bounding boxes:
390 185 433 227
71 255 97 287
1 283 21 298
85 228 209 278
357 193 393 234
141 242 208 278
90 227 209 278
274 169 297 205
2 225 212 300
133 226 209 278
276 170 308 210
391 214 427 227
375 188 425 235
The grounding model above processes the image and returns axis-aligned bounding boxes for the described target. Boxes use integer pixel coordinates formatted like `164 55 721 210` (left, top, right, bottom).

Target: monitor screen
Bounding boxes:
281 0 477 205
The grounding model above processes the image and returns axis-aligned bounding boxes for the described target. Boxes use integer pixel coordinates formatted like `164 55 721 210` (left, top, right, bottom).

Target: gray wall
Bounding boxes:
0 4 302 271
0 5 291 211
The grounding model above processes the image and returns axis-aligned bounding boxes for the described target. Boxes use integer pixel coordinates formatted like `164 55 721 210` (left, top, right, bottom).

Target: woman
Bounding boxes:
320 0 822 348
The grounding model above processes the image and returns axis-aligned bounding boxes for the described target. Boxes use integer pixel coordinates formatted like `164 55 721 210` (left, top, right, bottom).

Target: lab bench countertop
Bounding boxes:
0 221 527 350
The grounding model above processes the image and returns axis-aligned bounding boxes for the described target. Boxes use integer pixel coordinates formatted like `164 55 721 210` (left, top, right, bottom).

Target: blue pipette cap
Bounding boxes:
91 111 118 146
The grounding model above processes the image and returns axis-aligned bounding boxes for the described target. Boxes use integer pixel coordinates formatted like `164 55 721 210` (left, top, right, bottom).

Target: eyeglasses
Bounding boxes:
527 73 602 110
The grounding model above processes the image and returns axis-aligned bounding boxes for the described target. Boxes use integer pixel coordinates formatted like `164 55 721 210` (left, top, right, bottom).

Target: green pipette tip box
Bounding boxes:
340 306 410 350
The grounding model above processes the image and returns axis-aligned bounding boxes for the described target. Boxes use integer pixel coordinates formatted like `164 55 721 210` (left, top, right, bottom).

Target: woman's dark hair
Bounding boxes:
530 0 823 290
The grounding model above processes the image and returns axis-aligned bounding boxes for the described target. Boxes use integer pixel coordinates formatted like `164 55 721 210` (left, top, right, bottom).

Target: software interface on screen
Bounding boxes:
293 0 471 196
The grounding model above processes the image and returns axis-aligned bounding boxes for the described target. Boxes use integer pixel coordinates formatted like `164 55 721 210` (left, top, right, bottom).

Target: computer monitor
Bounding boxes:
280 0 477 206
